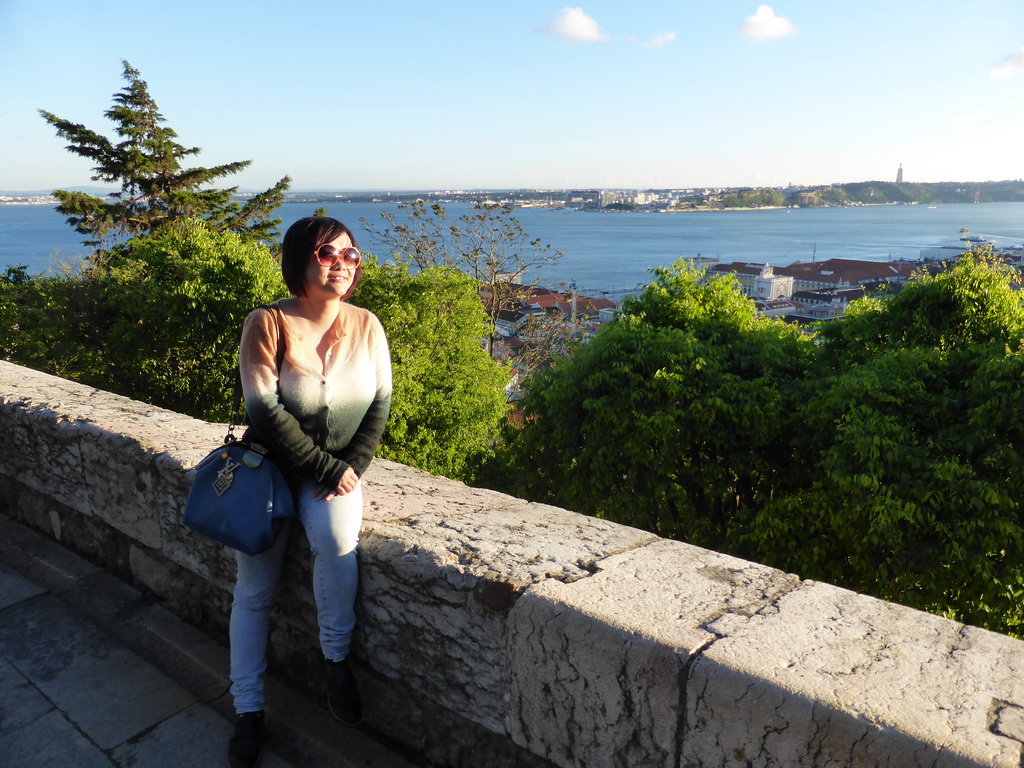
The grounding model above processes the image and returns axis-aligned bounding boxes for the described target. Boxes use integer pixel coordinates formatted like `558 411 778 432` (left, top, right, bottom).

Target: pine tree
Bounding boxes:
39 60 290 252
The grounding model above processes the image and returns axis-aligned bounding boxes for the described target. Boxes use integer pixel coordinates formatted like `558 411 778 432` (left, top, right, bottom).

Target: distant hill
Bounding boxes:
788 180 1024 207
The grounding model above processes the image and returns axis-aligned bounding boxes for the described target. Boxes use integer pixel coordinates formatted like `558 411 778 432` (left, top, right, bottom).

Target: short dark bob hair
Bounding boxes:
280 216 362 299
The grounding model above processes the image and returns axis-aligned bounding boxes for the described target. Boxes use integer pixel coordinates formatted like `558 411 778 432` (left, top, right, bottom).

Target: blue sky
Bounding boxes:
2 1 1022 191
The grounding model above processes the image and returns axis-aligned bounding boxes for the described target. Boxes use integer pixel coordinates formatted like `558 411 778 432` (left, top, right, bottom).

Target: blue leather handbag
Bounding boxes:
183 440 295 555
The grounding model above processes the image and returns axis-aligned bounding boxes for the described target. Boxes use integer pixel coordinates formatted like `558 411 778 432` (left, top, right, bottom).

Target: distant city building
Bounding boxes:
680 254 720 271
568 190 601 209
706 256 915 302
896 164 904 183
774 258 915 292
486 283 619 370
707 261 770 295
708 262 794 299
753 299 799 318
791 287 868 318
752 264 794 300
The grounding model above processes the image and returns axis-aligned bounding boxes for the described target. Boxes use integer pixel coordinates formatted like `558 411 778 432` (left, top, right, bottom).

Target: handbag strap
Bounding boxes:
225 304 284 444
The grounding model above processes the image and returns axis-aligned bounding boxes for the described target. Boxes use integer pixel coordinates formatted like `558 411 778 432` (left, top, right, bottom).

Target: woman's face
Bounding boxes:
304 232 357 299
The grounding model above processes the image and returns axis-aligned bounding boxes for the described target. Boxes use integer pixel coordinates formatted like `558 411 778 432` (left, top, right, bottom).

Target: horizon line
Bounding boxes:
4 178 1024 197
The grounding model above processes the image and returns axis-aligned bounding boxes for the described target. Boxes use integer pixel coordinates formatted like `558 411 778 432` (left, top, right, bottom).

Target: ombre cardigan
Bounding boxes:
238 301 392 491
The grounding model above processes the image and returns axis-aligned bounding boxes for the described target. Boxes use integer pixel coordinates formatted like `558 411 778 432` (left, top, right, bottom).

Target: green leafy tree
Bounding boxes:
505 260 816 546
2 209 511 483
351 258 510 482
817 248 1024 365
0 265 104 379
0 220 288 420
746 253 1024 635
39 60 290 253
100 221 290 418
748 344 1024 635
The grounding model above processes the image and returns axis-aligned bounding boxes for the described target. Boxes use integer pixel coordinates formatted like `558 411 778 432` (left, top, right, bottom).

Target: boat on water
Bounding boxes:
918 228 991 261
958 227 988 245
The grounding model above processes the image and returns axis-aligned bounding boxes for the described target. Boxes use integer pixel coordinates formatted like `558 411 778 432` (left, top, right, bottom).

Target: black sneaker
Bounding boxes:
325 658 362 725
228 711 264 768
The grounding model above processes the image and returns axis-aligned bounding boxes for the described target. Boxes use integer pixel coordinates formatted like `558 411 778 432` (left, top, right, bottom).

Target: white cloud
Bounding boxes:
643 32 677 48
543 7 610 44
991 47 1024 80
739 5 797 40
952 111 990 125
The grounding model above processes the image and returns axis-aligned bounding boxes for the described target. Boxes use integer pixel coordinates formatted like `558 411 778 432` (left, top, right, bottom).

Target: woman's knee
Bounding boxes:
232 576 278 610
232 554 283 609
300 488 362 557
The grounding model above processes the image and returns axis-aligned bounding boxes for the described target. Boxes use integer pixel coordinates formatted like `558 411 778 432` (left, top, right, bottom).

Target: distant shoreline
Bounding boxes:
5 195 1023 213
587 202 1022 214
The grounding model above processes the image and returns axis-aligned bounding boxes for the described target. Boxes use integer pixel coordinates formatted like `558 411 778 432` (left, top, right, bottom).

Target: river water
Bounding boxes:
3 200 1022 297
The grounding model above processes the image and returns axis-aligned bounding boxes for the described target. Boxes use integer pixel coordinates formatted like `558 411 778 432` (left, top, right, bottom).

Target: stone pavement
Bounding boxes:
0 513 416 768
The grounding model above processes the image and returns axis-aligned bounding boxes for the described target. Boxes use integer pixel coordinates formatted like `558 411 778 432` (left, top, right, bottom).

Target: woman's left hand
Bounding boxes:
314 467 359 501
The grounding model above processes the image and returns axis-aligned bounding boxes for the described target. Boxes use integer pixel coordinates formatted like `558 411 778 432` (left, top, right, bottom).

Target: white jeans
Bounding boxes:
229 480 362 714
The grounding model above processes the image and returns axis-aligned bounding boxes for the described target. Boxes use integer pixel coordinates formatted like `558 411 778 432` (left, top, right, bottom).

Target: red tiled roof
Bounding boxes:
528 294 565 309
712 258 914 286
576 296 617 311
777 259 914 285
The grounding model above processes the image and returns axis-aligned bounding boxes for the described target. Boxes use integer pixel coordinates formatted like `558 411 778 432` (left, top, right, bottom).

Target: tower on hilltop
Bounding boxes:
896 164 904 184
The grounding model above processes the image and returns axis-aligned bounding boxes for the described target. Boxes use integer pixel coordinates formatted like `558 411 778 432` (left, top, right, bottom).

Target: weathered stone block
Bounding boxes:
0 405 88 514
358 499 654 735
505 538 801 768
687 581 1024 767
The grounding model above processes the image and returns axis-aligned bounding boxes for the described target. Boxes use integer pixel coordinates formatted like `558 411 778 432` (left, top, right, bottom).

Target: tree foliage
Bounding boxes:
719 187 787 208
0 220 288 420
39 60 290 253
351 258 510 481
506 261 816 546
747 253 1024 634
501 254 1024 636
749 343 1024 634
2 224 509 483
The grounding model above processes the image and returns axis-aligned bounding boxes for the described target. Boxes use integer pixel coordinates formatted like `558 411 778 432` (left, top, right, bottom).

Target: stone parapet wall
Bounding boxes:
1 358 1022 768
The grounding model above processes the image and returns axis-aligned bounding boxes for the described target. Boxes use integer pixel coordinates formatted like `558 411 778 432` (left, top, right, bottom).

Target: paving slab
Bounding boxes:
0 657 53 736
0 594 196 750
0 561 46 611
0 709 113 768
108 702 294 768
62 569 233 703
